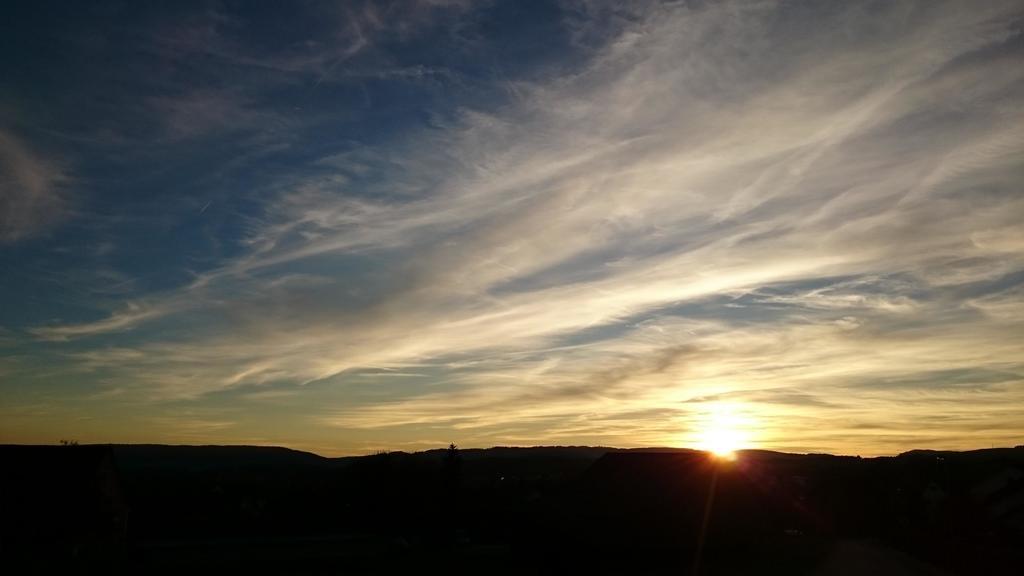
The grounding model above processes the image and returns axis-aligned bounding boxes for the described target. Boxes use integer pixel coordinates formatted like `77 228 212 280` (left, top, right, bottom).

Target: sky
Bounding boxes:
1 0 1023 456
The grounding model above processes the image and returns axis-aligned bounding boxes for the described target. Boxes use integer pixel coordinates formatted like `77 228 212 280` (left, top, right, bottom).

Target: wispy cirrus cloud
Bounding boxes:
6 0 1024 454
0 130 69 244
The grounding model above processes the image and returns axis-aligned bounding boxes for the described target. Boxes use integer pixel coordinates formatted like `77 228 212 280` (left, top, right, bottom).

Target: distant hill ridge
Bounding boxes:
4 443 1022 471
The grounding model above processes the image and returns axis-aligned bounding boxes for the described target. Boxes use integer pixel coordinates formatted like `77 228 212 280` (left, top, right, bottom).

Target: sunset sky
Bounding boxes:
2 0 1022 456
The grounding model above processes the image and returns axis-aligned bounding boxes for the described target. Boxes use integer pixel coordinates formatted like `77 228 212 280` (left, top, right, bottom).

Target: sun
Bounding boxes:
701 427 741 460
694 403 752 459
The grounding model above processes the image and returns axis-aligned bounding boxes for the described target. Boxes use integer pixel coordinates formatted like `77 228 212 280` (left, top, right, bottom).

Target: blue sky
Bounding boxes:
2 0 1023 455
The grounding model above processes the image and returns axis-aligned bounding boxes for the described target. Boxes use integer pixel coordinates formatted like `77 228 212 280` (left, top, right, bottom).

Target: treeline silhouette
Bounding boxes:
1 444 1022 574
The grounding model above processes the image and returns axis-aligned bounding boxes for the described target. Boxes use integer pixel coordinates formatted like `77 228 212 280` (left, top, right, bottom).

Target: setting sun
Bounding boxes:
694 403 754 459
702 430 741 460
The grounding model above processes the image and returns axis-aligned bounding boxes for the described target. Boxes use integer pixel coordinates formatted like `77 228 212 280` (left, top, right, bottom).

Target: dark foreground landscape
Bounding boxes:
2 444 1023 575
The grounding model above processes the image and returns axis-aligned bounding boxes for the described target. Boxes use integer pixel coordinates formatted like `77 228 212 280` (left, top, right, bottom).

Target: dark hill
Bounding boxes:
110 444 328 470
2 444 1022 574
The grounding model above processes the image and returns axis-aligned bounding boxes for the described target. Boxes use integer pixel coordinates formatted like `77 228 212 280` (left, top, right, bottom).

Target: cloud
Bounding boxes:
149 0 478 83
148 89 270 141
0 130 69 244
19 0 1024 453
30 301 173 341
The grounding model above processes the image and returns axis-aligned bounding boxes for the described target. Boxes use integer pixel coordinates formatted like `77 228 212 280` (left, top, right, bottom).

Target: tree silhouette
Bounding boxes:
442 443 461 489
439 443 462 543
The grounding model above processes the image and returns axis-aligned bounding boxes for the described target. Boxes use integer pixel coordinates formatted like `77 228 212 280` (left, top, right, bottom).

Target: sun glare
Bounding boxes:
703 430 740 460
694 403 753 459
